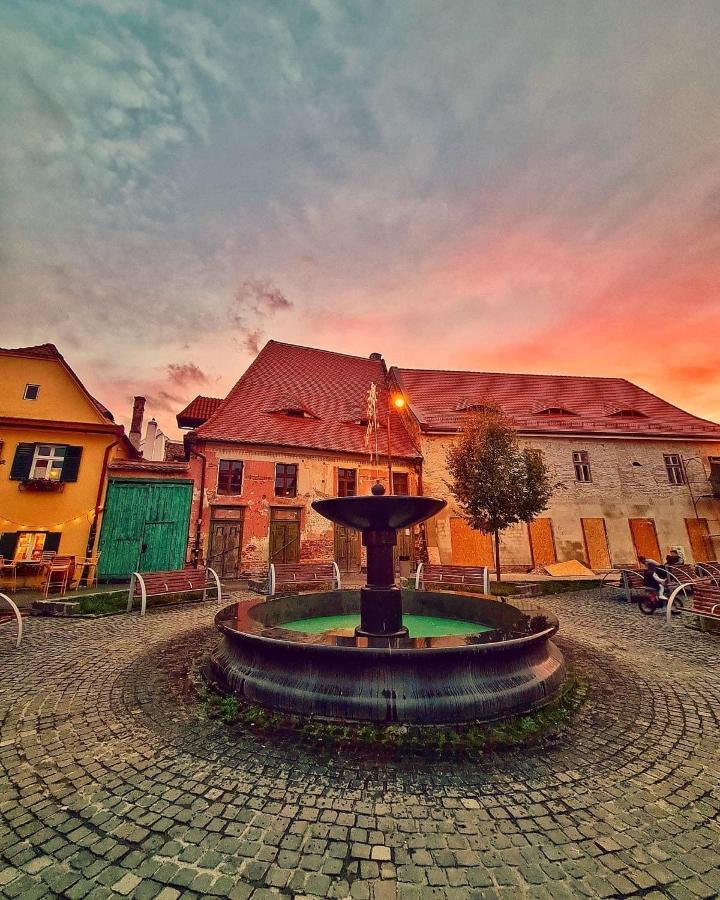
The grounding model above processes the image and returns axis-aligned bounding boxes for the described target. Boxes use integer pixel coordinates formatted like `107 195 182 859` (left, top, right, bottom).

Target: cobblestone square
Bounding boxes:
0 590 718 898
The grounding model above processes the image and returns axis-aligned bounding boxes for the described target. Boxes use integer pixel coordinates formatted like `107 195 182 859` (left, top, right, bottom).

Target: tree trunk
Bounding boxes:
494 529 501 582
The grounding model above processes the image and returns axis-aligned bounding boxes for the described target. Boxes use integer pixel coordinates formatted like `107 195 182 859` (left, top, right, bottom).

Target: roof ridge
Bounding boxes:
393 365 628 383
266 339 384 365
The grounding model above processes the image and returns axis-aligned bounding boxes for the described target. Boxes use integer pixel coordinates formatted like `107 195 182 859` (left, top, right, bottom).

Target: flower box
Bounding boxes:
19 478 65 492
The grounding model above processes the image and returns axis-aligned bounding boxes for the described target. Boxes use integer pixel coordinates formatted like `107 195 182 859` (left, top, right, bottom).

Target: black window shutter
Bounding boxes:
60 446 83 483
9 443 35 480
44 533 61 553
0 532 19 559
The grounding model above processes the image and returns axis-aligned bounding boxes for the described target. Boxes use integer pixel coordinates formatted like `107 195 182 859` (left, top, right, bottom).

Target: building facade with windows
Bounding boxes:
180 342 420 577
0 344 135 566
390 368 720 569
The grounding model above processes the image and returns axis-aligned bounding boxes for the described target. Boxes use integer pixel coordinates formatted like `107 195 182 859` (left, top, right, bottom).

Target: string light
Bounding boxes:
0 507 95 529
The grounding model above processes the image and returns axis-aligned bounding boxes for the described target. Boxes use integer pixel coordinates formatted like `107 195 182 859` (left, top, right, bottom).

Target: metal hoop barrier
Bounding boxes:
0 593 22 649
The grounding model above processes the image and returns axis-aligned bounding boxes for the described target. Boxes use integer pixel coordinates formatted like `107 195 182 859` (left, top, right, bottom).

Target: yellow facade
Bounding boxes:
0 346 130 570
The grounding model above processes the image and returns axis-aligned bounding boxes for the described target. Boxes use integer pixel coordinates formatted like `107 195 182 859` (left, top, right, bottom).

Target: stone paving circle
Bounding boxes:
0 588 718 899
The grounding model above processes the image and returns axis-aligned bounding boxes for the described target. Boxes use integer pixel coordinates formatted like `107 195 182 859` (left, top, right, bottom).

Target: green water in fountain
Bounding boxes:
281 614 491 638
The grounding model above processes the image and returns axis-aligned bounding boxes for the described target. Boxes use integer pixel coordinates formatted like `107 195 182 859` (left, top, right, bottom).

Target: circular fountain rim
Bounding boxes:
311 494 447 530
215 592 560 657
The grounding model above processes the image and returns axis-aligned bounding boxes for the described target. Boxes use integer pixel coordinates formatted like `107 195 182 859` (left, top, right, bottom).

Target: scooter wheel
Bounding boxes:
638 597 657 615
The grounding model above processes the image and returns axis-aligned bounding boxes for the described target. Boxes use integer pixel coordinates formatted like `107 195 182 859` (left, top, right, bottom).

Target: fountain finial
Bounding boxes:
371 481 386 496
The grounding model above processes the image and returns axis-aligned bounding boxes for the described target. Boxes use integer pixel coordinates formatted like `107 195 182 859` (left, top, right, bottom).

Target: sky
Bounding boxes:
2 0 720 438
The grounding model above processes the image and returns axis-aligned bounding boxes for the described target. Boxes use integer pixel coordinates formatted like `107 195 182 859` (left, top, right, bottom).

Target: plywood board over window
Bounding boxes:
629 518 661 562
449 517 494 566
685 518 717 562
581 518 611 570
528 518 556 567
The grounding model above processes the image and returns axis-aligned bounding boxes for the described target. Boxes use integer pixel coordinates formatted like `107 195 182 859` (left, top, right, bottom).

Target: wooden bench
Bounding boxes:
667 579 720 627
0 593 22 649
695 561 720 585
128 567 222 616
268 562 341 596
415 563 490 595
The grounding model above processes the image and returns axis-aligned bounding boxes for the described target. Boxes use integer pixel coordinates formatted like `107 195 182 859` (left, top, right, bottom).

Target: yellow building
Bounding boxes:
0 343 133 570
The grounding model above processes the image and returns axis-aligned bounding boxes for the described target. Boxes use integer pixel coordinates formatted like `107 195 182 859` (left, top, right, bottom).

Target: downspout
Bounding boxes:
85 433 122 558
186 438 207 568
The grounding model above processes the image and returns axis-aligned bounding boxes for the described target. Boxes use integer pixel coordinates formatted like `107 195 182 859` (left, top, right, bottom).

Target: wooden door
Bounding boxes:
270 509 300 564
209 515 244 578
685 518 716 562
629 518 661 562
334 525 361 573
581 518 611 570
99 479 192 578
450 517 494 566
528 518 556 567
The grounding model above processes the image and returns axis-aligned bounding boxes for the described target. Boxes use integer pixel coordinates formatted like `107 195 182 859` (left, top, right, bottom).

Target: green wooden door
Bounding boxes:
99 480 192 579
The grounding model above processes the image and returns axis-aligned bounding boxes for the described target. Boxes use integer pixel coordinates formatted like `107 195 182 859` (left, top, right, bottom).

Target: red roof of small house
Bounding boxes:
391 368 720 439
192 341 420 458
108 458 189 474
176 395 223 429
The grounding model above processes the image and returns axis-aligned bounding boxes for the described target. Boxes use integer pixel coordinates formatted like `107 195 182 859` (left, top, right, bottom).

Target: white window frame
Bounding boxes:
573 450 592 483
30 445 66 481
664 454 685 485
216 459 244 496
23 384 40 400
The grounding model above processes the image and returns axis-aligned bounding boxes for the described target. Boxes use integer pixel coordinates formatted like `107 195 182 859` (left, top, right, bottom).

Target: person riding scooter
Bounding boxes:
640 557 669 602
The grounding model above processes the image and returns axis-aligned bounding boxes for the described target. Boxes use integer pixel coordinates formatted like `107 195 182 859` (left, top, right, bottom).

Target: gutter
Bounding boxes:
85 434 122 558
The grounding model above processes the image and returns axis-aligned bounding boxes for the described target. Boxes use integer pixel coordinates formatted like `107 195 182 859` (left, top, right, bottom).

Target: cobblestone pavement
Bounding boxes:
0 590 718 900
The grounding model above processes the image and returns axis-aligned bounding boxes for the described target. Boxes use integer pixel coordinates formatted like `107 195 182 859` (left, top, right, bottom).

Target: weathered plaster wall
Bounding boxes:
421 433 720 567
188 443 417 572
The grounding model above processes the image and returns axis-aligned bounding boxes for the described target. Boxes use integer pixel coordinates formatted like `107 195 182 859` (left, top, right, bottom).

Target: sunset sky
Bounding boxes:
2 1 719 437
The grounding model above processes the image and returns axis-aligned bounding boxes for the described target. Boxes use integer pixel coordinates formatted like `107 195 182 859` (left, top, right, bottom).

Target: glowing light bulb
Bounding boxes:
392 395 406 409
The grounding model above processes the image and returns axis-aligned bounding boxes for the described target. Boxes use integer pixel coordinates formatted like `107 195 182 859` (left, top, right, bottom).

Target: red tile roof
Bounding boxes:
193 341 420 458
108 458 189 473
176 395 223 429
391 368 720 438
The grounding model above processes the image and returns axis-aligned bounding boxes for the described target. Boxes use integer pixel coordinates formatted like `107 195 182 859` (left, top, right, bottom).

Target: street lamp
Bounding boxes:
387 394 406 493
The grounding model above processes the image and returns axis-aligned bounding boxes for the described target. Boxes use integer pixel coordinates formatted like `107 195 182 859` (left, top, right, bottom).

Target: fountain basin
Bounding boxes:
208 590 567 724
312 495 446 530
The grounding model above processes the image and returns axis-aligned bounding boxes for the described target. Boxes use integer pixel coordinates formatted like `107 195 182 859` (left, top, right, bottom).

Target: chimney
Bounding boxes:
369 352 383 361
144 418 159 460
129 396 145 450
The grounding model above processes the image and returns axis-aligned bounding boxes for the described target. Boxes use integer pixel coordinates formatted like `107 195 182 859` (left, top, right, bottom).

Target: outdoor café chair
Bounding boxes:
44 556 75 597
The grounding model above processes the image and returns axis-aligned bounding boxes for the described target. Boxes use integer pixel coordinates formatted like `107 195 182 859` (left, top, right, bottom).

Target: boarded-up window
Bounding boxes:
685 518 716 563
629 518 661 562
449 517 494 566
528 518 556 567
392 472 409 495
581 518 611 570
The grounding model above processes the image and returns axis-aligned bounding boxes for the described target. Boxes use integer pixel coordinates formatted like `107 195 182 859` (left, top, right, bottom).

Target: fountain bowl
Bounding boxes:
311 495 446 531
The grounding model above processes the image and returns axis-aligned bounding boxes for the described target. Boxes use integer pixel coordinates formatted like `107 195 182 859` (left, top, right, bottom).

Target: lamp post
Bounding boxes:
387 394 406 494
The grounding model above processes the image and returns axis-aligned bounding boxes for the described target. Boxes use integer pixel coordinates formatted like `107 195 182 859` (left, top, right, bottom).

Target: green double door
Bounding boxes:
98 479 193 579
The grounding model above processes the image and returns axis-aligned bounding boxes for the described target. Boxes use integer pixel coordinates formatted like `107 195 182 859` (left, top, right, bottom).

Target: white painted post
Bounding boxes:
0 593 22 649
207 567 222 603
415 562 424 591
332 562 341 591
666 582 689 625
268 564 276 597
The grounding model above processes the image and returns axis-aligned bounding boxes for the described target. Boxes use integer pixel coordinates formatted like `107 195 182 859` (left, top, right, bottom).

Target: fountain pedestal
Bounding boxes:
357 528 408 638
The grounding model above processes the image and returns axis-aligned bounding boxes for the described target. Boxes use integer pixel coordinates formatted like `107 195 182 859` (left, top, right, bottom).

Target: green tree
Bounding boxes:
446 409 553 581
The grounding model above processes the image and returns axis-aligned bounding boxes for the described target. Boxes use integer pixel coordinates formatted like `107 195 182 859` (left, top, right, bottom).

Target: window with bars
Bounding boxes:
337 468 357 497
275 463 298 497
573 451 592 483
392 471 409 494
217 459 244 495
664 454 685 485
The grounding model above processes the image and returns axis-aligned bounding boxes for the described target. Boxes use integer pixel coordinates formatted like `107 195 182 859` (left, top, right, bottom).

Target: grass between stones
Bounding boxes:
196 667 586 757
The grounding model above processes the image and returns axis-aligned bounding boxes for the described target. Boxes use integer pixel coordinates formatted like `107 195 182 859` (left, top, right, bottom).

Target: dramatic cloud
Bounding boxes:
166 363 210 388
1 1 719 435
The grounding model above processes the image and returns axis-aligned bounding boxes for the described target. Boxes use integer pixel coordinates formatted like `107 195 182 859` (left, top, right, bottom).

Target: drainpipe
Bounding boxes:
186 439 207 568
85 434 122 558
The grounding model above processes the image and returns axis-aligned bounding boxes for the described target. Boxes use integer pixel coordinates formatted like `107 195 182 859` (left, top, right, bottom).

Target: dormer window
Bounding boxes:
23 384 40 400
534 406 578 416
607 408 647 419
284 408 311 418
266 401 319 420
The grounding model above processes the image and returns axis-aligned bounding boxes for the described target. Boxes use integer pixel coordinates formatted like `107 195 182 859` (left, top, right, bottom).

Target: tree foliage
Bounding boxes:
446 409 553 579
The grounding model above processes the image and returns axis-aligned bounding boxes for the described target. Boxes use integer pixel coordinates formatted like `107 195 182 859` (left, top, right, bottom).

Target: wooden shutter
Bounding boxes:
629 518 661 562
44 533 61 553
685 518 716 562
529 518 557 567
0 532 19 559
60 446 83 482
450 517 494 566
581 518 611 570
9 443 35 480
